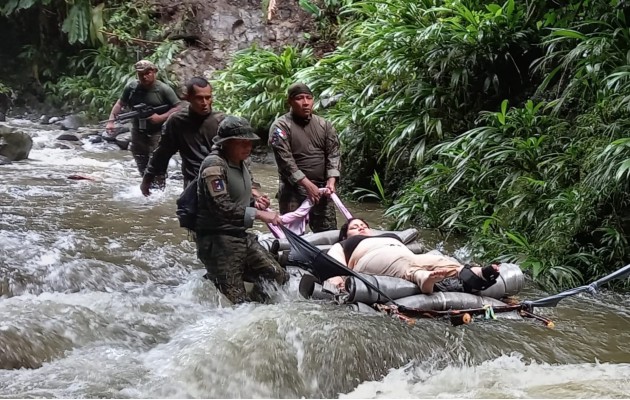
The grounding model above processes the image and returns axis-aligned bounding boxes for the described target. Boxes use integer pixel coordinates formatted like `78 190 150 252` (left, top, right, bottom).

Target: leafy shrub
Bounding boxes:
212 45 316 137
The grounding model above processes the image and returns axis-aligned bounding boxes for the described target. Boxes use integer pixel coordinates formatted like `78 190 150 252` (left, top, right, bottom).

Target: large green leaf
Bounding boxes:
89 3 105 45
61 2 90 44
299 0 321 17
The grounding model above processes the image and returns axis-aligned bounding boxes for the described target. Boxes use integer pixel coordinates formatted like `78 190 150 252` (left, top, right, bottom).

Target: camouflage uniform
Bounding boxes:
269 112 341 232
119 61 180 175
197 234 286 303
196 116 288 303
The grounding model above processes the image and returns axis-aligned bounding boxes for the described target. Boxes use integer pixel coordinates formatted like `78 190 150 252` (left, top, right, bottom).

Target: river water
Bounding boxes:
1 118 630 398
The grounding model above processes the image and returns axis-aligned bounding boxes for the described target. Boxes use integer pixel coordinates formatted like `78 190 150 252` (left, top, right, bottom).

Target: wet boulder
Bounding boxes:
101 133 118 143
77 128 102 139
57 114 87 130
52 142 76 150
56 133 80 141
101 126 130 143
89 135 103 143
0 123 32 161
115 132 131 150
0 155 11 165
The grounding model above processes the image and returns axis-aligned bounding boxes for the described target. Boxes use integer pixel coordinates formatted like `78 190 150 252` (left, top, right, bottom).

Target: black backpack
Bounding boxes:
176 177 198 231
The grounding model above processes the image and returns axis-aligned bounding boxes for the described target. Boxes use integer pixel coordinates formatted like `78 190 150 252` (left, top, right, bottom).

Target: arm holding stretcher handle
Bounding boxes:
266 189 354 238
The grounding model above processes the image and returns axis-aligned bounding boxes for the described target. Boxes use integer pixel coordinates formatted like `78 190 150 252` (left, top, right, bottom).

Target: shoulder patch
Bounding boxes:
211 178 225 193
274 127 288 140
201 165 223 179
271 126 288 147
201 164 227 196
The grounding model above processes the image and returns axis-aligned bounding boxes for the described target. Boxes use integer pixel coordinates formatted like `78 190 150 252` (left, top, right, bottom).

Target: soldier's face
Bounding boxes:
223 139 253 163
188 85 213 115
289 93 314 118
137 69 157 87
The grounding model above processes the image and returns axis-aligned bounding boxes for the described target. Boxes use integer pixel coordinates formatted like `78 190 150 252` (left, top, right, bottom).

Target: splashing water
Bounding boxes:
1 119 630 398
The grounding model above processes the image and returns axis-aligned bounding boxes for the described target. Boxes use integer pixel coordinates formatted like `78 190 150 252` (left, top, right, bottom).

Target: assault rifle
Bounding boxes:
101 103 170 124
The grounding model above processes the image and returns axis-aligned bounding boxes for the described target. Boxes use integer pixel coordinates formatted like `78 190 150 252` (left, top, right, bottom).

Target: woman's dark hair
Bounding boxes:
338 217 369 242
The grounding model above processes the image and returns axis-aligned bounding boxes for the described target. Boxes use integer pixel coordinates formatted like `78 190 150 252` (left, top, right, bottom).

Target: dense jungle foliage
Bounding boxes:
0 0 181 115
2 0 630 289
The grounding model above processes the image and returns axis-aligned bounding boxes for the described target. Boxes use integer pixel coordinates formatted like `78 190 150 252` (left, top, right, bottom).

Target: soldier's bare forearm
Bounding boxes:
108 100 123 120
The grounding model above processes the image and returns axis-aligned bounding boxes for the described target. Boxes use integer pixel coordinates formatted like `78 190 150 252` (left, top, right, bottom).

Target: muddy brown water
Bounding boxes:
1 118 630 398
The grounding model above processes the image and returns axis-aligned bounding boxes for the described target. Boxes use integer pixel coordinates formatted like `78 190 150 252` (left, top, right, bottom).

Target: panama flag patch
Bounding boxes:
274 127 287 140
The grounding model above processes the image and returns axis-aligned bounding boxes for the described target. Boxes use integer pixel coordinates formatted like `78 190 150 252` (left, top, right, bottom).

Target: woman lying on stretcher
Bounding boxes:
325 218 500 294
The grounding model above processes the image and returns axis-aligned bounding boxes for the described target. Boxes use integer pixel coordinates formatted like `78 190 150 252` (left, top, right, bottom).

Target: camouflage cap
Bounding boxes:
213 116 260 145
134 60 157 72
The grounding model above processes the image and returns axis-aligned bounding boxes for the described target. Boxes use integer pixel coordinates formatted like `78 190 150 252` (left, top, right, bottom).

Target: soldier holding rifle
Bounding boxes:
105 60 181 176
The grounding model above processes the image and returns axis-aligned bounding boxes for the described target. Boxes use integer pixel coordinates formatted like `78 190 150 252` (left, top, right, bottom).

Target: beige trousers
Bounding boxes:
353 244 462 289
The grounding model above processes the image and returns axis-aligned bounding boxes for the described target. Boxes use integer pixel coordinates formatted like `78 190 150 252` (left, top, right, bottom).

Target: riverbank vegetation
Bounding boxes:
218 0 630 289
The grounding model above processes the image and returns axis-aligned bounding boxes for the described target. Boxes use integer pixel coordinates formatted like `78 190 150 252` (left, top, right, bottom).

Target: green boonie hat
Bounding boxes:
213 116 261 144
134 59 157 72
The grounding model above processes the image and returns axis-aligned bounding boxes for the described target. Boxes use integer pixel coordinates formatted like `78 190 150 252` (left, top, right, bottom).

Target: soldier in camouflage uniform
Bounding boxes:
268 82 341 233
106 60 181 176
196 115 288 303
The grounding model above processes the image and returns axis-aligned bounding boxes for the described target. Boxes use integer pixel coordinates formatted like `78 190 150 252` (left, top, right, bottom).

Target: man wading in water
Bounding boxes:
140 76 224 195
106 60 181 176
195 116 288 303
268 83 341 233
